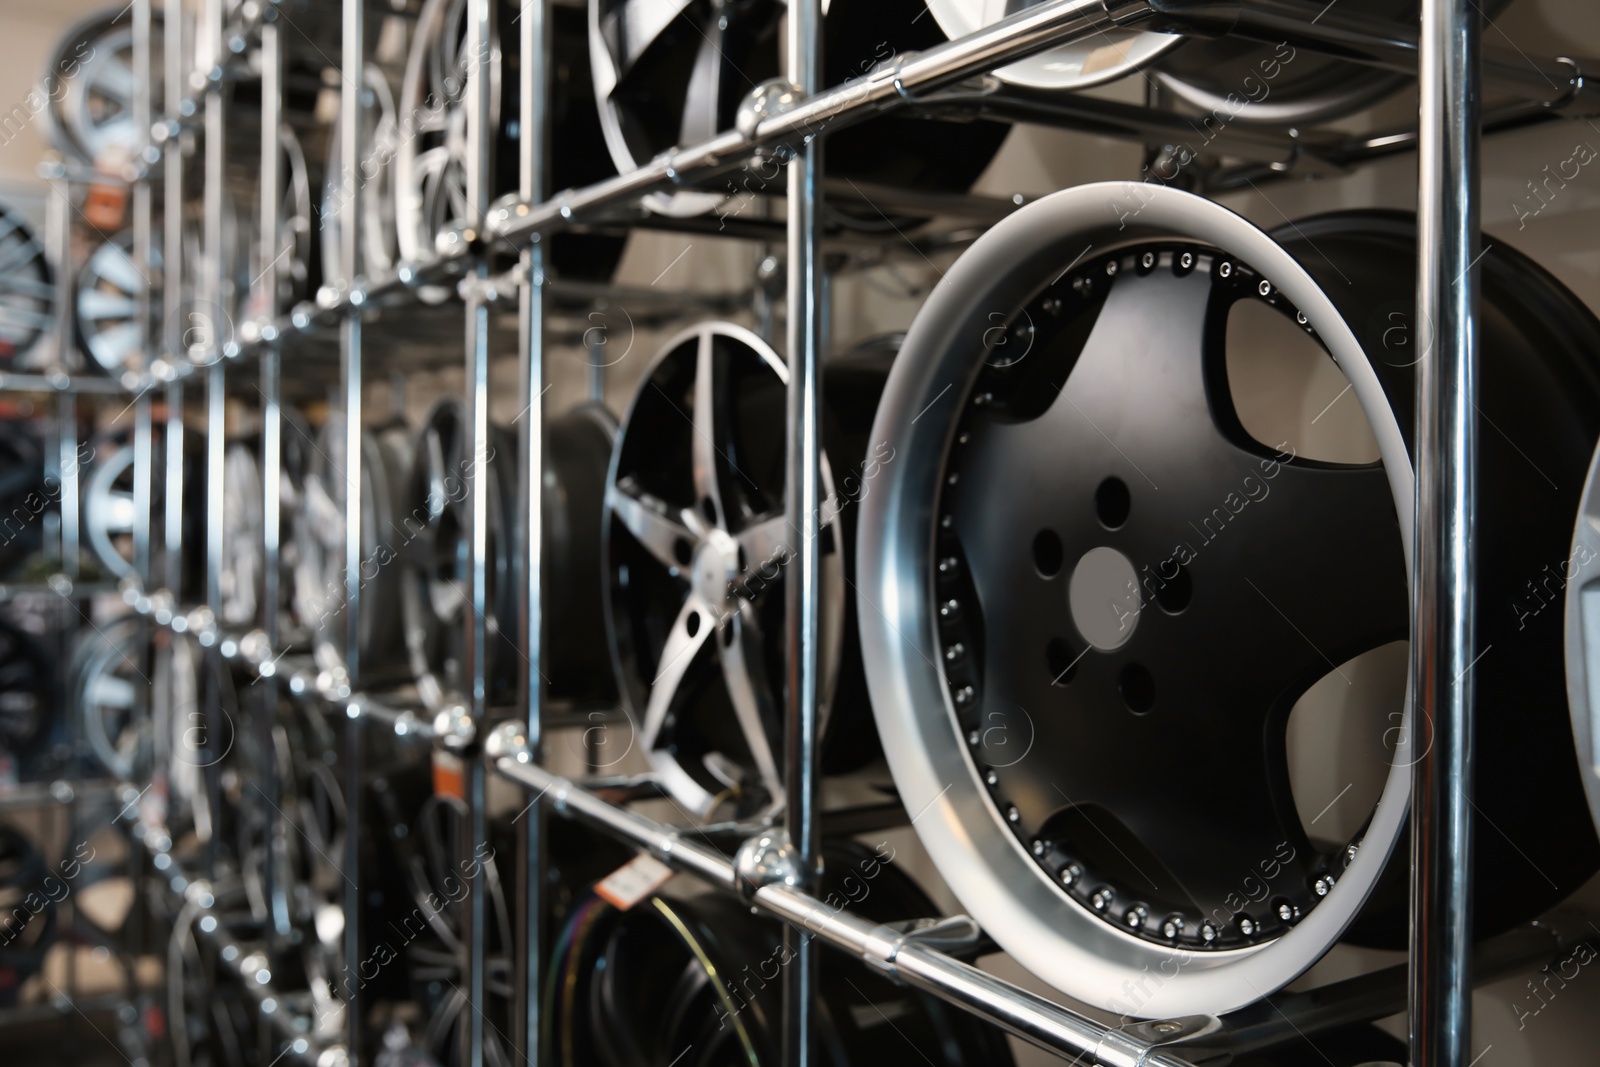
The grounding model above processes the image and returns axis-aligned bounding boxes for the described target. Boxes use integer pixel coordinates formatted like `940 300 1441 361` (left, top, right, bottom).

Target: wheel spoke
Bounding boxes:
717 604 784 802
692 328 728 524
608 482 695 572
736 513 792 574
640 594 713 750
678 12 725 146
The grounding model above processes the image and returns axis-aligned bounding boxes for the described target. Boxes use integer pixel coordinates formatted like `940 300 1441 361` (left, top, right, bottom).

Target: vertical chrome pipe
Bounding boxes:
462 2 494 1063
339 0 365 1060
57 391 79 581
43 175 77 575
202 0 226 880
257 14 290 948
158 0 184 837
515 0 549 1061
1410 0 1480 1065
783 0 825 1064
131 0 154 585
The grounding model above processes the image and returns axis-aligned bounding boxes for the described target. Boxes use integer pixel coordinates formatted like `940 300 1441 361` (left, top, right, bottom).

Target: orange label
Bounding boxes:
432 751 465 800
85 182 129 230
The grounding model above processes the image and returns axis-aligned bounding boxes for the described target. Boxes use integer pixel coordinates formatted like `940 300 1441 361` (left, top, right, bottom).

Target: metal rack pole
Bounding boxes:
338 0 366 1060
515 0 550 1061
202 0 227 880
461 1 495 1063
1410 0 1481 1063
783 0 825 1063
257 12 289 953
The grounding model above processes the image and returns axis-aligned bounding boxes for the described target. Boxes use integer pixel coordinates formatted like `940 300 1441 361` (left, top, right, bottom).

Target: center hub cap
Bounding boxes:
1068 545 1140 651
692 528 740 608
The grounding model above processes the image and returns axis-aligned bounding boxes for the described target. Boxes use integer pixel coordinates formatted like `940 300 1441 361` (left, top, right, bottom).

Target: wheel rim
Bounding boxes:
1152 0 1509 126
591 0 1006 224
72 615 148 780
922 0 1180 90
77 231 159 375
603 321 842 818
0 620 52 762
0 201 53 365
321 64 402 287
399 400 515 710
395 0 502 267
46 8 162 165
219 443 265 627
858 183 1418 1017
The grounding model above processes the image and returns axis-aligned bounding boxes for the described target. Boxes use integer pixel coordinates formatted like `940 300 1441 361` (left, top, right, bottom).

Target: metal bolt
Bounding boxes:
1060 864 1082 887
1237 916 1257 937
1200 922 1218 943
944 642 966 663
1218 261 1233 279
1277 901 1296 922
1178 252 1194 271
1005 805 1020 824
985 769 999 787
1161 916 1184 939
1257 279 1272 297
1091 887 1114 911
1314 875 1335 897
1105 260 1119 276
1140 251 1155 270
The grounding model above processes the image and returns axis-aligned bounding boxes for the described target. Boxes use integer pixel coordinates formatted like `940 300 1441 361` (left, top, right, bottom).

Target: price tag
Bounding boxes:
594 853 674 911
84 180 129 230
432 751 465 800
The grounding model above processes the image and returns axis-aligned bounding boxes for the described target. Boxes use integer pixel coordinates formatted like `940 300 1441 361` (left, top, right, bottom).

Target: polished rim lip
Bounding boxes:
857 181 1416 1017
922 0 1181 91
601 319 842 818
1566 444 1600 836
1151 67 1413 128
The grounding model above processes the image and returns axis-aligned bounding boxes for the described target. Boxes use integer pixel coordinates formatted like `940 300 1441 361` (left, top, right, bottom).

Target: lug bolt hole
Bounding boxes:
1095 476 1130 529
1046 638 1080 686
685 612 701 638
1153 562 1192 614
673 538 693 567
1033 529 1063 578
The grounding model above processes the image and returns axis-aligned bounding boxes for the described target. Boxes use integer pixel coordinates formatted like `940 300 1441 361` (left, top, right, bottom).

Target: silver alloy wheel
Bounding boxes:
603 321 843 818
856 182 1416 1017
219 443 264 628
1567 446 1600 834
394 0 500 273
73 615 148 780
0 200 53 366
77 232 158 375
921 0 1179 90
321 65 402 288
44 7 162 166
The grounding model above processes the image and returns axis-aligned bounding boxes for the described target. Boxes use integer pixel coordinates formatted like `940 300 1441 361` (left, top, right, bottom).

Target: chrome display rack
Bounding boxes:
61 0 1600 1064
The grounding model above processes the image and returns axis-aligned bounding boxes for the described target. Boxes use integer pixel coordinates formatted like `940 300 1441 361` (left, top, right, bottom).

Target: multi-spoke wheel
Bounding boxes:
604 322 882 818
396 0 623 282
398 795 516 1067
84 430 203 596
590 0 1008 223
321 65 403 288
858 182 1600 1017
72 614 148 780
0 200 53 367
0 618 54 771
292 417 412 676
0 420 46 577
398 399 516 710
76 231 158 376
0 825 57 1008
551 840 1015 1067
43 6 162 166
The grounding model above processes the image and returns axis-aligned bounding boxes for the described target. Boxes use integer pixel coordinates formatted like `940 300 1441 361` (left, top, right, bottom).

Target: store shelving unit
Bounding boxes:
65 0 1600 1064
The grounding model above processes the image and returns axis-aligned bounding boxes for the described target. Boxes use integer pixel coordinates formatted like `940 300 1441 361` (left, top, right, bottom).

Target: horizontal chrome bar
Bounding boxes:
491 757 1204 1067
